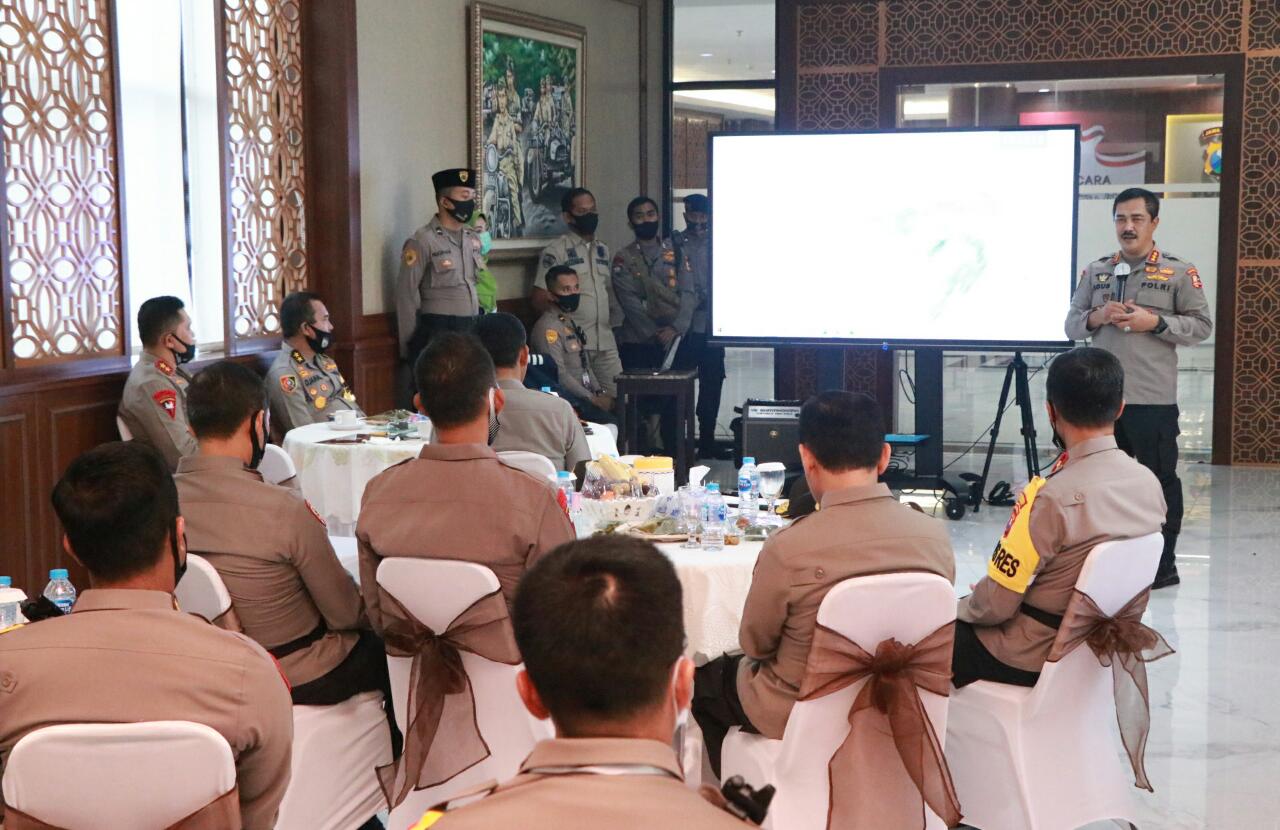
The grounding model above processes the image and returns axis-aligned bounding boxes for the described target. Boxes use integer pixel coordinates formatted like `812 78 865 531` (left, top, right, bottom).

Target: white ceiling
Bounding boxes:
673 0 774 83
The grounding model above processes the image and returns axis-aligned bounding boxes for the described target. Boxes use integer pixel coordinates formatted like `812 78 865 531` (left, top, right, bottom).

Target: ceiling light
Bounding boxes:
699 52 713 58
1038 87 1051 93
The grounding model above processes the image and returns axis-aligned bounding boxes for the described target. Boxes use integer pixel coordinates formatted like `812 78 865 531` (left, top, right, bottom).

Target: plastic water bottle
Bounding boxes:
0 577 26 629
737 457 758 522
555 469 575 509
702 483 727 551
540 386 559 397
42 569 76 615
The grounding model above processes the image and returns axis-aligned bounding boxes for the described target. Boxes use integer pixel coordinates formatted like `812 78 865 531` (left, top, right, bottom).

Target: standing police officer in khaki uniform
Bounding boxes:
955 348 1167 685
534 187 625 397
266 291 362 434
672 193 725 456
396 168 484 405
1065 187 1211 589
532 265 618 425
118 296 200 471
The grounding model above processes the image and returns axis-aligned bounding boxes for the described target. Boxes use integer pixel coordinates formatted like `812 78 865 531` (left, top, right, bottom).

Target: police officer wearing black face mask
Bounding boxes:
394 167 486 407
266 291 363 434
671 193 726 458
531 265 619 426
535 187 626 401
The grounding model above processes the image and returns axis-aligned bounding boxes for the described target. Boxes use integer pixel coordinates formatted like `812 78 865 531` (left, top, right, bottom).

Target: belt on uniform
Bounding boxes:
268 622 327 659
1019 602 1064 629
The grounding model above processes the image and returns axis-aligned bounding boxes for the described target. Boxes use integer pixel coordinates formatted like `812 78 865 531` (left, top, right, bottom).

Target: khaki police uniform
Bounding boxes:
1065 246 1211 581
395 214 484 359
957 435 1166 676
0 589 293 830
265 346 363 434
672 228 725 450
530 308 605 404
492 378 591 473
733 483 956 738
356 443 576 626
611 238 696 352
539 231 625 396
118 350 199 471
415 738 748 829
174 454 366 688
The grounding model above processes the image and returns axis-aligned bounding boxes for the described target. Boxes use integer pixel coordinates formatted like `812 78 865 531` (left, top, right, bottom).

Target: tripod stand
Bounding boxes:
972 352 1041 514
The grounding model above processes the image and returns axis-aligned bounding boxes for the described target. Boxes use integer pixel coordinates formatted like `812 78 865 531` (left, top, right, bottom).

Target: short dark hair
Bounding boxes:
545 264 577 290
513 537 684 730
475 313 527 369
187 360 266 440
414 332 495 428
1113 187 1160 220
1046 347 1125 428
626 196 658 222
280 291 321 338
137 296 186 347
561 187 594 214
798 391 885 472
51 442 180 582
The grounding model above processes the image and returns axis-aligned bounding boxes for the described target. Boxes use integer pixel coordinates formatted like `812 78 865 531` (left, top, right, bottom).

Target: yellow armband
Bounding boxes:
987 476 1047 594
409 810 445 829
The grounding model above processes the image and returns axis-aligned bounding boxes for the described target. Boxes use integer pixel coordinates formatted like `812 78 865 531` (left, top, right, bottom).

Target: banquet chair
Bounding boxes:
1 721 238 829
259 443 297 486
376 558 552 830
721 573 957 830
497 450 557 482
175 558 391 829
944 532 1163 830
116 415 133 441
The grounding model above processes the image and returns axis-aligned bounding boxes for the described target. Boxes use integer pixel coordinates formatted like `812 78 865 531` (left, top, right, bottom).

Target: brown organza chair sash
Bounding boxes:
375 586 521 809
1045 587 1174 792
797 622 962 830
3 785 239 830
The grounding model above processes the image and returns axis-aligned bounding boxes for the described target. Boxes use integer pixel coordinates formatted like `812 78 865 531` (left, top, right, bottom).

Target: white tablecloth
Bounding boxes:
658 540 764 661
285 420 619 535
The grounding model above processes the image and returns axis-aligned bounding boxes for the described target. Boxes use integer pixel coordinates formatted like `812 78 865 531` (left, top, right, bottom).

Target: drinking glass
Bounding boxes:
680 487 702 549
757 462 786 526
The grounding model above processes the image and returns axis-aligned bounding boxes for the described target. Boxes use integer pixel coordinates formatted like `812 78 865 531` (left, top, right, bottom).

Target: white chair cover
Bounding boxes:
496 450 557 481
376 558 551 830
173 554 232 623
116 415 133 441
945 532 1163 830
275 691 393 830
259 443 298 486
1 721 235 828
721 572 957 830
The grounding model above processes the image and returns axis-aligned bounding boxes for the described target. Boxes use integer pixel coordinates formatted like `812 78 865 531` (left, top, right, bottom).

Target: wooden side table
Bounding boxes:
616 369 698 484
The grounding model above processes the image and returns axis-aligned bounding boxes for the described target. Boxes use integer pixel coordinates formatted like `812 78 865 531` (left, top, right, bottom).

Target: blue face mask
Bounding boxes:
479 231 493 255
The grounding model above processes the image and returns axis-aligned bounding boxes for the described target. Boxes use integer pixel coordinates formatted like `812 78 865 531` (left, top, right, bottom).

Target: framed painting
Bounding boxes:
469 3 586 252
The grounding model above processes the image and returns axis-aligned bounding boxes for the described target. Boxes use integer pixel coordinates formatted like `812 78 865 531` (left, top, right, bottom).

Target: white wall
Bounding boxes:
357 0 662 314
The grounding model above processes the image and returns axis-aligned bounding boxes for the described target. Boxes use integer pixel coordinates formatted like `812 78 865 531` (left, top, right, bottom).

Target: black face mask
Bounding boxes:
556 293 581 313
487 389 500 446
172 335 197 365
305 326 332 354
686 220 708 236
171 524 188 587
633 220 660 241
248 409 267 470
571 212 599 235
1048 410 1065 451
446 197 475 224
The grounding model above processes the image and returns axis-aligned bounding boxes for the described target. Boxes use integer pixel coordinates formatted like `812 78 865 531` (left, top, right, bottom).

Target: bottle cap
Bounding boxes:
541 387 552 393
556 471 572 480
50 568 69 579
706 482 721 492
742 457 755 465
0 576 11 588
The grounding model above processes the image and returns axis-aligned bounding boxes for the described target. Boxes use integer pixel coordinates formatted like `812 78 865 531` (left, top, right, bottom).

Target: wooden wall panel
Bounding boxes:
0 398 36 589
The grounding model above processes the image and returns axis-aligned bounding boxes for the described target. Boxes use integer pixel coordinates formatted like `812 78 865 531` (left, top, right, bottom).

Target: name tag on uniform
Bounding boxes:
987 477 1047 594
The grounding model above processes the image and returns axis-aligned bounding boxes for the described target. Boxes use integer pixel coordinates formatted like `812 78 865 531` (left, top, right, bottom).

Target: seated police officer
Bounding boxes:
416 537 748 829
266 291 363 434
118 295 200 471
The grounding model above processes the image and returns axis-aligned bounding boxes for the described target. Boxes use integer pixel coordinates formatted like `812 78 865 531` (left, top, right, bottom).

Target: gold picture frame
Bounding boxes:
468 2 586 253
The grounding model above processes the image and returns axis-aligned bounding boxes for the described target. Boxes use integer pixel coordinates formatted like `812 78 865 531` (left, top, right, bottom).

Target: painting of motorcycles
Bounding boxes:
470 3 586 247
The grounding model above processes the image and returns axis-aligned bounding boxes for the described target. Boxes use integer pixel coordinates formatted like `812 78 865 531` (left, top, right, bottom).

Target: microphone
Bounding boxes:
1113 262 1132 333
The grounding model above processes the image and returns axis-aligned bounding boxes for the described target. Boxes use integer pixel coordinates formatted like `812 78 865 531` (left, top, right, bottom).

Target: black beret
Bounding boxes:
432 168 477 191
683 193 709 212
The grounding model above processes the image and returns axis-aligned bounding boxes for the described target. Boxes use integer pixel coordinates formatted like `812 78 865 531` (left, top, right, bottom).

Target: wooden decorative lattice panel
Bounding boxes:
1249 1 1280 51
224 0 306 339
842 348 879 396
796 71 879 130
882 0 1242 67
1232 265 1280 463
798 3 879 68
1239 55 1280 262
1 0 122 363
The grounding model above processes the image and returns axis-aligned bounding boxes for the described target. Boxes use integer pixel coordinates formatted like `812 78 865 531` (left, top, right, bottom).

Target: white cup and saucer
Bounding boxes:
328 409 362 431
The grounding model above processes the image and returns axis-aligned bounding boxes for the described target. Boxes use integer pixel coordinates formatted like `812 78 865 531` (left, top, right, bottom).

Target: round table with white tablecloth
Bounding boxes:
657 540 764 661
283 420 620 535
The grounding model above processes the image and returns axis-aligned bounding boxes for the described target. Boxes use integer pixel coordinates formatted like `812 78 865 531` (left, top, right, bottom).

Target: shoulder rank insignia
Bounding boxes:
1147 248 1161 264
1048 451 1069 476
291 349 306 365
1188 266 1203 289
153 389 178 420
545 329 559 345
1108 252 1121 265
402 245 418 267
154 359 174 377
280 376 298 394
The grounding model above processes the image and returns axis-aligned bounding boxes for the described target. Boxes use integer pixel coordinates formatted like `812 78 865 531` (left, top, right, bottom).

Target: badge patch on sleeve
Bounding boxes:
305 500 326 527
987 476 1048 594
152 389 178 420
1188 266 1203 290
280 376 298 394
545 329 559 345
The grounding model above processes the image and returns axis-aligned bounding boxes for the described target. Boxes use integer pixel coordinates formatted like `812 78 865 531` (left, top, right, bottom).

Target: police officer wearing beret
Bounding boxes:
395 168 484 403
1065 187 1212 589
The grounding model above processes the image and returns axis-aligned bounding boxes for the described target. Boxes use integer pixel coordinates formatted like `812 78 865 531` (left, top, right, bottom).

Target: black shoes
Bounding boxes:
1152 569 1181 590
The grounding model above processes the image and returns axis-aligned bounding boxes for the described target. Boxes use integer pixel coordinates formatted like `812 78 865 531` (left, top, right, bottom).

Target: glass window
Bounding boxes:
116 0 224 355
673 0 775 83
894 75 1223 461
671 88 774 225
